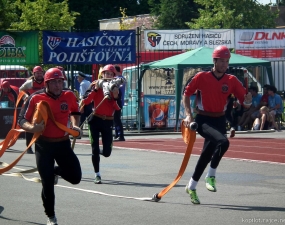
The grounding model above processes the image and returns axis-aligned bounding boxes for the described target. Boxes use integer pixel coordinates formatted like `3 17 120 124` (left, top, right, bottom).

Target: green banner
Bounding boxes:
0 31 39 65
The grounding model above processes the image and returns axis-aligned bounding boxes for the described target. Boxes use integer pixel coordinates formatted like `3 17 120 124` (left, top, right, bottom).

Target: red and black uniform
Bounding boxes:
184 71 246 181
82 88 120 174
19 79 45 147
20 79 45 95
0 85 19 107
18 89 82 218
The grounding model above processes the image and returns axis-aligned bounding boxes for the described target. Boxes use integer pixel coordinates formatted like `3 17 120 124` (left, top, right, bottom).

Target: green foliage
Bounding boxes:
149 0 199 29
8 0 79 64
11 0 79 30
0 0 18 29
187 0 279 29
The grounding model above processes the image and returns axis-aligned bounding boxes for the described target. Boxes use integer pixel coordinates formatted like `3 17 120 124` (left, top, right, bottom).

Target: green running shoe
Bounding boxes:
205 176 217 192
94 175 102 184
185 185 200 204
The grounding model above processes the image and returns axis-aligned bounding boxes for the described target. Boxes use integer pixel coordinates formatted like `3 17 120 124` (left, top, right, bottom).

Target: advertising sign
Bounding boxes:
143 95 196 128
0 31 39 65
235 29 285 61
144 29 234 50
43 30 136 64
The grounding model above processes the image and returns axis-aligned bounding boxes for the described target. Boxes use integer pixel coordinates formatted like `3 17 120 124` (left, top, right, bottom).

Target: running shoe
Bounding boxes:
205 176 217 192
54 175 59 185
94 175 102 184
185 185 200 204
47 215 58 225
27 147 34 154
230 127 235 138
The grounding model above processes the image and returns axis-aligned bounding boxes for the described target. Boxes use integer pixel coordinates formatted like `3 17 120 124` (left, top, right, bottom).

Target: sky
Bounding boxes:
258 0 275 4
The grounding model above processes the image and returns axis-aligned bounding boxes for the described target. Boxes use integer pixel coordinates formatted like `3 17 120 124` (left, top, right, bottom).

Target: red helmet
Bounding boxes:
212 45 231 59
101 64 116 76
44 68 64 84
1 81 10 89
33 66 44 73
56 66 64 71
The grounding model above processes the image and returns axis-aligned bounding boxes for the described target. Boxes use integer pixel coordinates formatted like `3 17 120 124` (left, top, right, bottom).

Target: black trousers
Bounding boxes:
25 132 33 147
35 139 82 217
192 114 230 181
114 109 124 138
88 115 113 173
79 104 93 127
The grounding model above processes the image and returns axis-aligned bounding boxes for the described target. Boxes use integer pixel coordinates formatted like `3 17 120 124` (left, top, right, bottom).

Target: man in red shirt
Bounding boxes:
18 68 82 225
81 64 120 184
183 45 252 204
0 81 19 108
19 65 45 154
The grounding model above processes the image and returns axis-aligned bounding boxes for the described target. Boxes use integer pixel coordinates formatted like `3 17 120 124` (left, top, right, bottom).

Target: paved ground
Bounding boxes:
1 131 285 225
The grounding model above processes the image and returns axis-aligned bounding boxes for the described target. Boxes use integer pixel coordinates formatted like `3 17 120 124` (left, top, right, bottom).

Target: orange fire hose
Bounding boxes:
0 100 79 174
152 121 197 202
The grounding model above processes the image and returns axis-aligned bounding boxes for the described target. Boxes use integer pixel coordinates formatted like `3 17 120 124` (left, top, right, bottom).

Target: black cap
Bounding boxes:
78 71 86 78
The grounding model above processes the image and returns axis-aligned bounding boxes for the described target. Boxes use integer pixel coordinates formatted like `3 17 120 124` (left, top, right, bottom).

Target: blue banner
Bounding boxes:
43 30 136 64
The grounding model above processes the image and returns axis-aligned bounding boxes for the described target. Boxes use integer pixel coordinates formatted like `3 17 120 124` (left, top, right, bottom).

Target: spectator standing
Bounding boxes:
19 65 45 154
18 67 82 225
113 65 126 141
77 72 92 128
267 85 283 131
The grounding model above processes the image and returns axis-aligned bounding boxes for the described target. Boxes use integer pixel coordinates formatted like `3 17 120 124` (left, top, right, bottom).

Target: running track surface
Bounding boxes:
77 137 285 164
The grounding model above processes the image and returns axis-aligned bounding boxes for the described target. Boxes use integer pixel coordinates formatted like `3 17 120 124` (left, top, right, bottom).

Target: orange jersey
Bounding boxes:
184 71 246 112
18 89 80 138
0 85 19 104
83 89 120 116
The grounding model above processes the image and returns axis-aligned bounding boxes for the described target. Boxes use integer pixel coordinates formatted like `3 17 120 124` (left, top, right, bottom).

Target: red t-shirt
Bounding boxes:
83 88 120 116
260 93 269 104
0 86 19 105
19 89 80 138
184 71 246 112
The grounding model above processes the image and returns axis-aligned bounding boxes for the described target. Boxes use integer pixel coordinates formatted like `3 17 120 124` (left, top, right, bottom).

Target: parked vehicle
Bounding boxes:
0 65 30 78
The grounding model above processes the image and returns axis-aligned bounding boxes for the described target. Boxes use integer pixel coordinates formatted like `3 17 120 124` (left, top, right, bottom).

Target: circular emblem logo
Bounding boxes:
60 102 68 111
221 84 229 93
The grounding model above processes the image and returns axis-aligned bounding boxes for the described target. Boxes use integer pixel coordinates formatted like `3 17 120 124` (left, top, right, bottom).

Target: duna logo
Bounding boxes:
147 32 161 47
152 108 164 121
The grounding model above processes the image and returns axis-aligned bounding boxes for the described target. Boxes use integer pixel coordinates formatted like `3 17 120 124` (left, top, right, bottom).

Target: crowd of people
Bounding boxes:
225 84 284 134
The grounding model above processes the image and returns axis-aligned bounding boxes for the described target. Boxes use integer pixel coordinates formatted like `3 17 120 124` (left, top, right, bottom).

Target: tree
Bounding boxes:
11 0 79 30
10 0 79 65
0 0 18 29
149 0 199 29
186 0 279 29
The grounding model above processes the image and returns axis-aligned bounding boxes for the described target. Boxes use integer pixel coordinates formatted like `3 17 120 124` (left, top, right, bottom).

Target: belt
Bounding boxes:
94 113 114 120
197 109 225 117
38 135 70 142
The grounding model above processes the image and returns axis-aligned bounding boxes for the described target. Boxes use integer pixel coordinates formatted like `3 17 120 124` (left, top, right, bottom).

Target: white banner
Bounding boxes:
235 29 285 61
144 29 235 50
